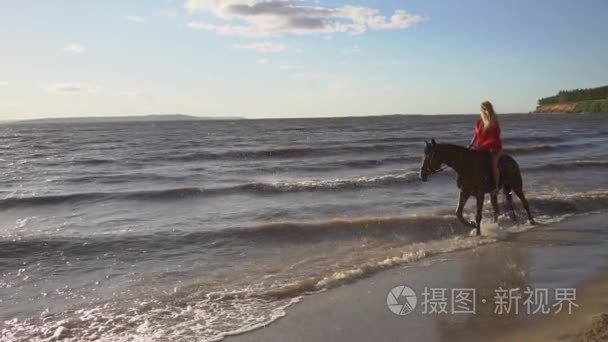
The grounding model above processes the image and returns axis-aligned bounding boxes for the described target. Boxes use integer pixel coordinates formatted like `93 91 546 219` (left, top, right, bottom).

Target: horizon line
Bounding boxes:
2 112 536 123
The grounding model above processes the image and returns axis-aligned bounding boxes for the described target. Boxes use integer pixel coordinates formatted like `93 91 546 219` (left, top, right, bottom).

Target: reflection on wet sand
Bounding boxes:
437 241 531 342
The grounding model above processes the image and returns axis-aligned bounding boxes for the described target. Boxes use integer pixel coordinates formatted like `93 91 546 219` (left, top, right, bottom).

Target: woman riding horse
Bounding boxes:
419 102 535 235
470 101 502 195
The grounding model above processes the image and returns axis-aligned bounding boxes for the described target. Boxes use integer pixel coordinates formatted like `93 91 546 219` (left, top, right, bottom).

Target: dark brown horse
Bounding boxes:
419 139 535 235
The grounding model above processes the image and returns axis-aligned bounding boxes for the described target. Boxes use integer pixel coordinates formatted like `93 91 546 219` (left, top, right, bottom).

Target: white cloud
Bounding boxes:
187 21 268 36
257 58 270 64
233 41 292 53
45 83 95 94
0 81 8 87
157 9 178 17
187 21 212 30
62 44 86 54
125 15 145 23
184 0 425 36
367 10 422 30
340 44 360 54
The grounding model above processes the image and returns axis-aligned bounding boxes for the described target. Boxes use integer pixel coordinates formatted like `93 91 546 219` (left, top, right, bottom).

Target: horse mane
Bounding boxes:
435 143 467 150
435 143 487 155
432 143 491 171
435 143 479 156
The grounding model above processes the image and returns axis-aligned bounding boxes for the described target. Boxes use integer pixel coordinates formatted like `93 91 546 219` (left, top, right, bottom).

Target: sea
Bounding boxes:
1 113 607 341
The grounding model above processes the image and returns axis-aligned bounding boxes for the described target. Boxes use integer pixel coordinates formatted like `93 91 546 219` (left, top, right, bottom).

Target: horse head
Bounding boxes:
420 139 442 182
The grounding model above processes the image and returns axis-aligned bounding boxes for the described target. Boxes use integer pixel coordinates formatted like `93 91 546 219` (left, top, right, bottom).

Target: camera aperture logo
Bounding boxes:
387 286 417 315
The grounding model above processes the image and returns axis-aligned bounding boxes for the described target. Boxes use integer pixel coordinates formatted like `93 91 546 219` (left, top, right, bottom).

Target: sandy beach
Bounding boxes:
227 212 608 342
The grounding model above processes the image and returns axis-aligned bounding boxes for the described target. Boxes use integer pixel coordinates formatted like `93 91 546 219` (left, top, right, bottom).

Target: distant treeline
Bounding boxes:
538 85 608 105
574 99 608 113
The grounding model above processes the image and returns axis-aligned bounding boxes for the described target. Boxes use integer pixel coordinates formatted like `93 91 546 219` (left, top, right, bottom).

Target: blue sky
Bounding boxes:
1 0 607 119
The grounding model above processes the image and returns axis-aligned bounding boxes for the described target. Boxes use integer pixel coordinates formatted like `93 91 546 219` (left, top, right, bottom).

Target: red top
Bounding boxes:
473 118 502 154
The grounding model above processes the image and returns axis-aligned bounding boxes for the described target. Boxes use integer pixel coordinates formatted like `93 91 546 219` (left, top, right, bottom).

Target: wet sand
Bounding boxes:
227 212 608 342
499 271 608 342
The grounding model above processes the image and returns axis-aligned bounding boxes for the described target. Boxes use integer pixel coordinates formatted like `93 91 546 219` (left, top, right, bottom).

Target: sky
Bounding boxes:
1 0 607 119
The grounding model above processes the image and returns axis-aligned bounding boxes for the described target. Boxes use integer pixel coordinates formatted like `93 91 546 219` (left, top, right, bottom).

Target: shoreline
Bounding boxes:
227 212 608 342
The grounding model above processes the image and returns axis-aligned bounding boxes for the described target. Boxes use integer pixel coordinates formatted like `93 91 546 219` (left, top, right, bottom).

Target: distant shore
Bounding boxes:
534 101 608 114
534 102 578 113
6 114 245 124
535 85 608 113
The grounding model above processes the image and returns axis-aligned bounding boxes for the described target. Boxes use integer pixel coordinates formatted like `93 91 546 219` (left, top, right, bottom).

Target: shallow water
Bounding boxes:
1 113 607 341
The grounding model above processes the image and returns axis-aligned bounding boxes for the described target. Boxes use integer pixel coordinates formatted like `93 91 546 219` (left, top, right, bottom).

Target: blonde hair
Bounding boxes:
480 101 499 129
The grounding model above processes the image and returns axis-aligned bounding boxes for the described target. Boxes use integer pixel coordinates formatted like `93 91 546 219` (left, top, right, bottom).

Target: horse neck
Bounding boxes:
436 144 467 175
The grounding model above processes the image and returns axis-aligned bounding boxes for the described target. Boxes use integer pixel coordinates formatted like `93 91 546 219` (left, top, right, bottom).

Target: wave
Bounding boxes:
527 160 608 172
72 158 116 166
0 172 421 209
0 214 469 261
0 235 494 342
341 155 419 168
504 142 594 154
0 192 107 210
256 235 498 300
192 233 499 303
528 190 608 214
504 136 565 144
0 188 211 209
2 191 608 341
250 155 420 173
3 190 608 260
352 136 428 145
503 144 556 154
237 172 419 193
57 173 191 185
145 143 416 163
5 167 608 210
137 140 592 164
57 155 420 179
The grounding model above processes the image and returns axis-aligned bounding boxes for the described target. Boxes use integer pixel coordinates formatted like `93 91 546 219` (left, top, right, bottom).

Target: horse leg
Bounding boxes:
456 190 475 228
513 187 536 225
504 186 517 222
490 192 499 222
475 192 484 235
